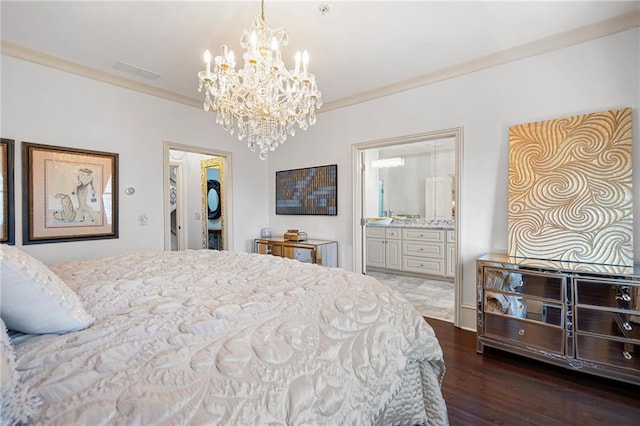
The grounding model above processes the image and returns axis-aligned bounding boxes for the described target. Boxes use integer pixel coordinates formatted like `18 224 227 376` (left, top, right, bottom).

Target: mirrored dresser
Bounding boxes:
476 253 640 386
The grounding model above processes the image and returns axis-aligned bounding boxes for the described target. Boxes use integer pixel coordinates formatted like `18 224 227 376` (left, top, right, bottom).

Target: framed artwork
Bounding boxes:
276 164 337 215
1 139 15 244
22 142 119 244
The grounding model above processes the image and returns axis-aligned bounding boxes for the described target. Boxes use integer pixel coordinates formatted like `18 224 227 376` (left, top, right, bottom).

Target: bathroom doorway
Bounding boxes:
351 127 463 326
163 142 234 252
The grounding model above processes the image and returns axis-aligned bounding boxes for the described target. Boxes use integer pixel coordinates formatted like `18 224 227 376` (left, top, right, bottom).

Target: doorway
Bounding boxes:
163 142 234 252
351 127 463 326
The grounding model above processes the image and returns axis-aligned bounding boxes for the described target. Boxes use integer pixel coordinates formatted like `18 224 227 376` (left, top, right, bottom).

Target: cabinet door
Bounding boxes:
446 243 456 277
366 238 386 268
386 239 402 270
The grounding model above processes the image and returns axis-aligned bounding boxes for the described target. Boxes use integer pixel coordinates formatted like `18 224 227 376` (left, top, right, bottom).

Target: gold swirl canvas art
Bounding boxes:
508 107 633 266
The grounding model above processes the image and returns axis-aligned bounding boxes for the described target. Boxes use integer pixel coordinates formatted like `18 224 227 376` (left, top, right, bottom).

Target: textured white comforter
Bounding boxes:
13 250 448 425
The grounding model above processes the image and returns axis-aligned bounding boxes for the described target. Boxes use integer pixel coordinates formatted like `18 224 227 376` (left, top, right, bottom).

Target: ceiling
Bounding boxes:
2 1 639 112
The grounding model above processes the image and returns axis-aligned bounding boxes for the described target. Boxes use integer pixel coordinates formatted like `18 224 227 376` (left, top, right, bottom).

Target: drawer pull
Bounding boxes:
623 351 633 360
518 329 525 336
420 248 424 251
618 293 632 302
623 322 633 331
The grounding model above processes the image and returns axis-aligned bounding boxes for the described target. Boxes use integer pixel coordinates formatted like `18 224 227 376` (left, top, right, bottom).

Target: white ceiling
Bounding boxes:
2 1 639 111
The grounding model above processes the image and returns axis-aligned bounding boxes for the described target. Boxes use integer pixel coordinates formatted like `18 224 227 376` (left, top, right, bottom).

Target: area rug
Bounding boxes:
367 271 454 323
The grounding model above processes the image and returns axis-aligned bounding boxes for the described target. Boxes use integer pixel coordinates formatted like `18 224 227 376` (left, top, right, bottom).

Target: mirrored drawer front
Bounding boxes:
483 267 563 300
403 257 445 275
576 334 640 371
484 313 564 354
483 295 563 327
575 279 640 312
575 308 640 341
403 241 444 258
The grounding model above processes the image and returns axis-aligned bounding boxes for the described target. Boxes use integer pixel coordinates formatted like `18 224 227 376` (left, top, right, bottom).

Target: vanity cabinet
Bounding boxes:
366 227 402 270
366 226 453 278
477 253 640 386
446 230 456 278
402 229 445 276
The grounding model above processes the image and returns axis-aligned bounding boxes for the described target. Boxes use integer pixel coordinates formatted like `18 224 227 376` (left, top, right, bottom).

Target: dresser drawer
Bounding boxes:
576 334 640 372
403 241 444 258
484 313 564 354
402 229 444 242
575 307 640 341
403 257 445 275
575 279 640 312
483 267 563 300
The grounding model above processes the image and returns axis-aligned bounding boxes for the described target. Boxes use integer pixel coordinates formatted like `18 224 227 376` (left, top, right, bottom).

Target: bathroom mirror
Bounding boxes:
200 157 224 250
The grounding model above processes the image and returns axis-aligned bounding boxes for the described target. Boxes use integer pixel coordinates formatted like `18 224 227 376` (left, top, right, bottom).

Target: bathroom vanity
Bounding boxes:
366 220 455 279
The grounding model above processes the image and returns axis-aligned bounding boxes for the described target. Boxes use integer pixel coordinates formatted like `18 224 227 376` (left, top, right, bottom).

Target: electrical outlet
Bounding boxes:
195 212 201 220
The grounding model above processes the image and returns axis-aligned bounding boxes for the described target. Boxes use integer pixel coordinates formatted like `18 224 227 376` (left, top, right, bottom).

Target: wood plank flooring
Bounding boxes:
426 318 640 425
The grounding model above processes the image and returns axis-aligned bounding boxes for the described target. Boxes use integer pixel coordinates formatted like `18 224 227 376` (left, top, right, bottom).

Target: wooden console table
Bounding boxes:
255 238 338 267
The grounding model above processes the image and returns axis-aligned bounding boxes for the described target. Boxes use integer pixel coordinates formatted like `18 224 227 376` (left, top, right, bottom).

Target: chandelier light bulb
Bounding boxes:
197 0 321 160
203 50 212 73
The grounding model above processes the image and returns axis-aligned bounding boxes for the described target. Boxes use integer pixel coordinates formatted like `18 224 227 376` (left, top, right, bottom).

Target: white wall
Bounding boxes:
1 55 270 264
268 29 640 330
2 29 638 331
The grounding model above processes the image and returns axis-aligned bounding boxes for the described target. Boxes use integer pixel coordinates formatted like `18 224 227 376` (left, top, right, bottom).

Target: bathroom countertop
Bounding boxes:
366 219 454 230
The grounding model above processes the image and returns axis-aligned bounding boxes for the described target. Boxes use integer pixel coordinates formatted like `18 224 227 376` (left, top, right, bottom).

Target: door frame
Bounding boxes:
163 141 234 251
351 127 463 326
169 160 186 250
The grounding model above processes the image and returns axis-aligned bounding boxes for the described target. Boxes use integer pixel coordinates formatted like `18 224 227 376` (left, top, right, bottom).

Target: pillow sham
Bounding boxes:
0 318 41 425
0 244 94 334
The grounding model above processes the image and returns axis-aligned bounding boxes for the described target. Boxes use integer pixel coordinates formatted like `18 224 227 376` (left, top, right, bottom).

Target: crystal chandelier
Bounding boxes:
197 0 322 160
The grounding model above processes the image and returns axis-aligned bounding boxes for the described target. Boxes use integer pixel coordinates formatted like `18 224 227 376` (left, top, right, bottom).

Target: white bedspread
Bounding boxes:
13 250 448 425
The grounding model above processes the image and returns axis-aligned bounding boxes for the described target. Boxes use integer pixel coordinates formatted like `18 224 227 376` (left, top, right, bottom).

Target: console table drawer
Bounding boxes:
484 313 564 354
576 334 640 371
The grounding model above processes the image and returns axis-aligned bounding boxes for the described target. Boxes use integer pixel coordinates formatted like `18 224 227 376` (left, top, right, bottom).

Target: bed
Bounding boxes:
1 246 448 425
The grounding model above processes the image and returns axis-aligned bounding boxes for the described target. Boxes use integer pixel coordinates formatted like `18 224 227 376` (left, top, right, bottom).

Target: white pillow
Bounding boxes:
0 244 94 334
0 318 41 424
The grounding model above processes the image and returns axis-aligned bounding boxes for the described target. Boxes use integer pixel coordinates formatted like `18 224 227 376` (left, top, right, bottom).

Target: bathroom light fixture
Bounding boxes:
371 157 405 168
197 0 322 160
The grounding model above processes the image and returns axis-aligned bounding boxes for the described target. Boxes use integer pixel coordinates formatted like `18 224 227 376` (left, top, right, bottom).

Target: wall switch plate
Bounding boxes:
138 214 149 226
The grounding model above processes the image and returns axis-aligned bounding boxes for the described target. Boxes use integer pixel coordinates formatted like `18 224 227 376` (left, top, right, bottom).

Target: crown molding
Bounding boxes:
0 39 203 109
2 9 638 114
322 9 640 112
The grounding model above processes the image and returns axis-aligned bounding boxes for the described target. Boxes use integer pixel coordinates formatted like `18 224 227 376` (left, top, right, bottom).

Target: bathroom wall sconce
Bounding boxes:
371 157 404 168
125 187 136 195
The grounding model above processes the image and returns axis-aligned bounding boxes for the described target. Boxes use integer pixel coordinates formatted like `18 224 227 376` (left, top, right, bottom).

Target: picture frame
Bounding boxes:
22 142 119 244
276 164 337 215
1 139 15 244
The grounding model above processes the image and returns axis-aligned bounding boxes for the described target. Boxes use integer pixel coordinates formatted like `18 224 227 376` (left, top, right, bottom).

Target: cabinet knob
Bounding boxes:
623 322 633 331
623 351 633 360
518 329 525 336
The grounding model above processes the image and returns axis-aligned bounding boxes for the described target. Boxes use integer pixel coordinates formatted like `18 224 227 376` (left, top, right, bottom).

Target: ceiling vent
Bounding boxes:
113 61 162 81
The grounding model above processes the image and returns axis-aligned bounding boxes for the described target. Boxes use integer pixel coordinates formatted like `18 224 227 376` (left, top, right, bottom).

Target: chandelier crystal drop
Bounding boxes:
197 0 322 160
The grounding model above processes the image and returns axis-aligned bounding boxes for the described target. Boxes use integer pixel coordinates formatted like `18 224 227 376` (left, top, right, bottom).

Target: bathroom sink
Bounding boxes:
368 218 393 226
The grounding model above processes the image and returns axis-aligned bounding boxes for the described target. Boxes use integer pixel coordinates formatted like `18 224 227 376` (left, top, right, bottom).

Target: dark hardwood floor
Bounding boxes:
426 318 640 425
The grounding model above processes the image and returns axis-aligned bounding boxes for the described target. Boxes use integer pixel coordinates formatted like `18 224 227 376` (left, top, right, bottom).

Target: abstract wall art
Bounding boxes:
508 107 633 266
